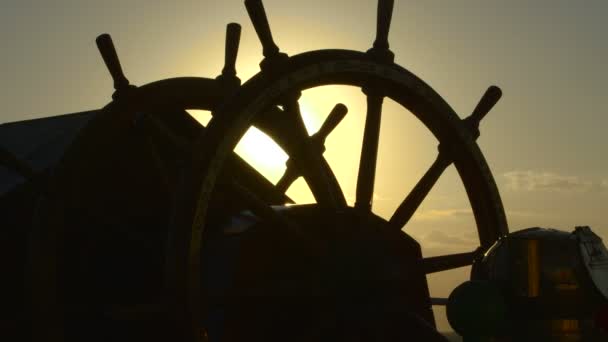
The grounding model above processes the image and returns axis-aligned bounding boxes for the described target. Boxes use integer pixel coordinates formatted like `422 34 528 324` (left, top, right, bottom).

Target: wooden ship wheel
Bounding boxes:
28 0 509 341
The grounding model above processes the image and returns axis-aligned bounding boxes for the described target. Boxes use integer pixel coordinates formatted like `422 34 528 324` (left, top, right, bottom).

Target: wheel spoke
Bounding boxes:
143 110 293 206
389 86 502 230
275 103 347 193
255 97 346 208
389 148 451 230
421 249 479 274
226 154 294 205
272 106 312 192
355 93 383 211
275 159 298 193
285 98 347 208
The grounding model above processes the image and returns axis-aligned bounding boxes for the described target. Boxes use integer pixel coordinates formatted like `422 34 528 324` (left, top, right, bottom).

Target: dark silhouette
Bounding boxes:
4 1 604 341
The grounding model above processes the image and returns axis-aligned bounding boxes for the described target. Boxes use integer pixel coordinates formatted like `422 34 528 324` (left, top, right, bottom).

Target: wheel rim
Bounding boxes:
182 49 508 243
170 49 509 340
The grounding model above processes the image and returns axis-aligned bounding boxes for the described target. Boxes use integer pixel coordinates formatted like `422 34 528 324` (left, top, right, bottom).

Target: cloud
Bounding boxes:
344 192 392 203
419 229 478 249
372 193 391 201
425 230 476 245
506 210 546 219
503 170 600 192
412 208 473 221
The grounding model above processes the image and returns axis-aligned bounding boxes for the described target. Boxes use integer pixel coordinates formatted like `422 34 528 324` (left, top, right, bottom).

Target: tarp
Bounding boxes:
0 110 97 195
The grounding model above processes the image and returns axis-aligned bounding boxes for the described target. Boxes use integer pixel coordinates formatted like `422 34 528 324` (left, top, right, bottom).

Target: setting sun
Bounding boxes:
6 1 607 339
234 126 288 183
188 102 323 199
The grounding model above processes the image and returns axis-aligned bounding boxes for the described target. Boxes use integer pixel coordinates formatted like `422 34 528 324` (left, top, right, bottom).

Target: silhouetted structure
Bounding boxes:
3 1 605 341
448 227 608 341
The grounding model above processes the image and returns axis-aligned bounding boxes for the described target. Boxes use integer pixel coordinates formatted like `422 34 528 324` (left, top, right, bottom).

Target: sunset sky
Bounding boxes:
2 0 607 336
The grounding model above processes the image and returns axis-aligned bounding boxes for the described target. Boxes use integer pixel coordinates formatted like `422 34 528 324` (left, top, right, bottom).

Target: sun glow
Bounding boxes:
234 126 288 183
233 102 321 184
187 104 322 190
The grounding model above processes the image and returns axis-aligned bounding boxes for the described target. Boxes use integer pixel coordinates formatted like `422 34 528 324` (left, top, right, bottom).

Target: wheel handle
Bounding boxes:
221 23 241 78
96 33 130 92
245 0 280 58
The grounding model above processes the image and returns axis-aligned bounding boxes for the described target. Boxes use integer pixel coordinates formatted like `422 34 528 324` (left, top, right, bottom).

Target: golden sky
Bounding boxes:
2 0 608 335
